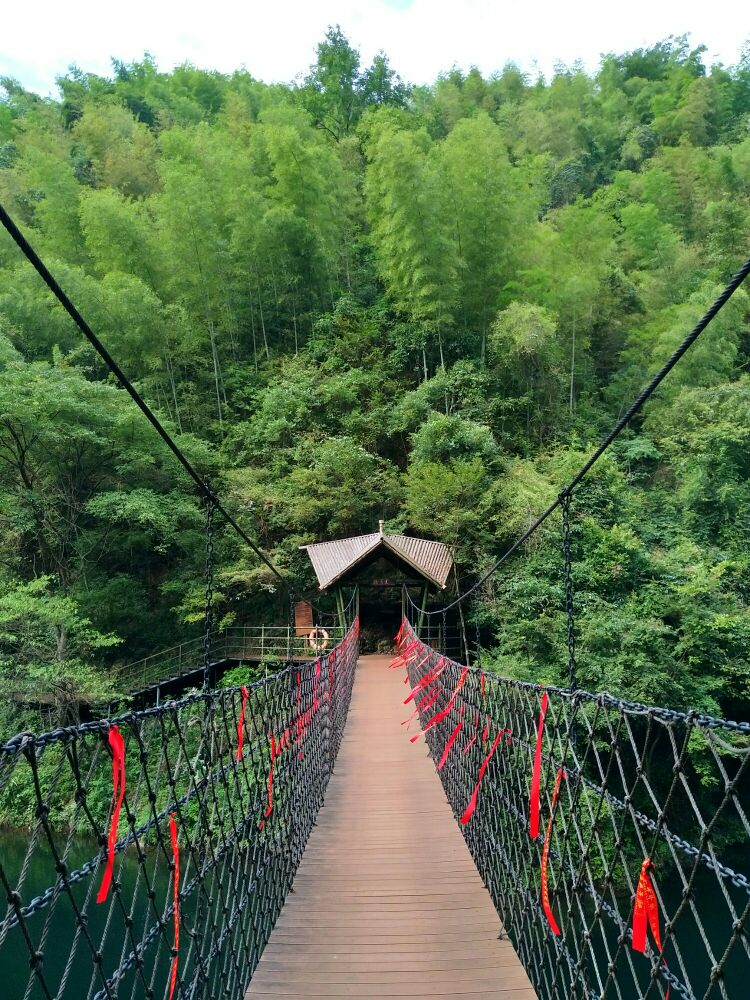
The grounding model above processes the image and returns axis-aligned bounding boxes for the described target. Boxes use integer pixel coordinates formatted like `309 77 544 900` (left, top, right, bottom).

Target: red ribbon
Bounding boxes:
96 726 126 904
259 733 277 828
401 705 420 727
389 640 420 669
461 730 503 824
632 858 670 997
437 722 463 770
410 667 469 743
235 686 249 761
530 691 549 839
541 768 566 935
463 733 478 754
481 673 486 700
168 813 180 1000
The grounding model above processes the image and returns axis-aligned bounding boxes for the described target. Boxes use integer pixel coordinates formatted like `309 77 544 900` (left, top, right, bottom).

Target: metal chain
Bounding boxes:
202 487 216 690
561 490 577 692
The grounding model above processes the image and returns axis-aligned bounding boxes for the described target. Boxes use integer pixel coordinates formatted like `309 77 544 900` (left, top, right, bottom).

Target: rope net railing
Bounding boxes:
394 619 749 1000
0 618 359 1000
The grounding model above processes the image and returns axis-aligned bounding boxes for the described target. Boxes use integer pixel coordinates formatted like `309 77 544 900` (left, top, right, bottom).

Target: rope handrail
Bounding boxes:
0 619 359 1000
396 619 750 1000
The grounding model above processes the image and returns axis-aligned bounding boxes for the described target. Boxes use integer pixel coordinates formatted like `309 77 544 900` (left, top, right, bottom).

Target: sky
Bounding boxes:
2 0 748 96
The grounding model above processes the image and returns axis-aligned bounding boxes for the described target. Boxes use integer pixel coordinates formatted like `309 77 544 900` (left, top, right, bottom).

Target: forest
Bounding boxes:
1 29 750 730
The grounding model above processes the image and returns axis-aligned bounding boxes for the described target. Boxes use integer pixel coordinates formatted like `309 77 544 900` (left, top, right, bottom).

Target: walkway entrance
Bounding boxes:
246 655 536 999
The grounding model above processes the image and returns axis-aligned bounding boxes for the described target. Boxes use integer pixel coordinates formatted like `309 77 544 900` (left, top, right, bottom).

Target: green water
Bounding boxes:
584 866 748 999
1 830 176 1000
2 829 746 999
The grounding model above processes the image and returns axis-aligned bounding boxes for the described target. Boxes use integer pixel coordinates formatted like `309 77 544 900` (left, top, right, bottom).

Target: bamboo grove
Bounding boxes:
1 30 750 738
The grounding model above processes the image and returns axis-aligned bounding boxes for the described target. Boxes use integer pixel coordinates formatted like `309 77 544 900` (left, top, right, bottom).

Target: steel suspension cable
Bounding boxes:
0 202 291 591
416 251 750 616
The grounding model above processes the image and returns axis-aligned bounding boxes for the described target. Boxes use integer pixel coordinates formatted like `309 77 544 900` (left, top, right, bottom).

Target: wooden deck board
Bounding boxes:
246 655 536 1000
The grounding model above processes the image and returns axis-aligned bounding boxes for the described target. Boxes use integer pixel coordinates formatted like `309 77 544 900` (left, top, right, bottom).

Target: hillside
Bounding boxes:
1 30 750 724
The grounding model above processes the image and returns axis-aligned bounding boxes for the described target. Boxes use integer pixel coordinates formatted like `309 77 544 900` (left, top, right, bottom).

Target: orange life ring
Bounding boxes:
307 627 329 652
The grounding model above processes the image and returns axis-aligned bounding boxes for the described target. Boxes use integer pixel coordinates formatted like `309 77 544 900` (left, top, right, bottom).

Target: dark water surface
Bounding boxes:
2 828 747 999
1 829 177 1000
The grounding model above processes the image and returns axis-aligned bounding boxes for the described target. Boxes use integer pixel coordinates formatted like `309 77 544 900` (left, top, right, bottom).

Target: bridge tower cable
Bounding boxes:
0 202 318 611
413 251 750 620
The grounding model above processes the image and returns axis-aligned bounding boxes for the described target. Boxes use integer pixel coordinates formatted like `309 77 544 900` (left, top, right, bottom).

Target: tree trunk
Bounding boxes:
569 314 576 417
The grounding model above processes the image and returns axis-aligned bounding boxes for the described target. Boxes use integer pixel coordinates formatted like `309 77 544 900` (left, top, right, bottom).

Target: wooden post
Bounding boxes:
354 584 360 624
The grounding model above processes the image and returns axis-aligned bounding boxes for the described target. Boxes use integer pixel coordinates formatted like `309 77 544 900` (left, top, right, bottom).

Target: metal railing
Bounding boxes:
116 625 347 695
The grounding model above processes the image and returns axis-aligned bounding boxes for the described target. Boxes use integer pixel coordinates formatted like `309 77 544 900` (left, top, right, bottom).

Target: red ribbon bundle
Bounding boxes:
388 640 420 669
437 722 463 770
404 658 446 704
235 686 249 761
168 813 180 1000
461 730 503 824
632 858 662 952
541 768 566 935
632 858 670 997
410 667 469 743
529 691 549 839
96 726 126 904
402 688 440 727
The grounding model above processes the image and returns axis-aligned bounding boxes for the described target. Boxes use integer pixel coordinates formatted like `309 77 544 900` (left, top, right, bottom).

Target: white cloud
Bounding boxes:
1 0 747 96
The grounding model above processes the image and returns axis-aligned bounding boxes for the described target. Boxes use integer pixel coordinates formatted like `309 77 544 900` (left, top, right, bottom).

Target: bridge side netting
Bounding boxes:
397 620 749 1000
0 619 359 1000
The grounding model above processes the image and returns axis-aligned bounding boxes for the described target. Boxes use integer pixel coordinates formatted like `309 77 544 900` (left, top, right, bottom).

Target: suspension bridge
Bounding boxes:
0 209 749 1000
1 607 748 1000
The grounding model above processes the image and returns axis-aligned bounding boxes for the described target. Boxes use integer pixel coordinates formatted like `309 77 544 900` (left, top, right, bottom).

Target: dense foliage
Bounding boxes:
1 30 750 724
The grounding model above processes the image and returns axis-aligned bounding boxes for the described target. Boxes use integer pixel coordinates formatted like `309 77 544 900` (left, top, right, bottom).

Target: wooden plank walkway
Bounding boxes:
246 654 537 999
